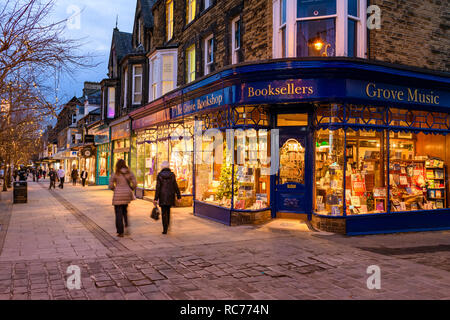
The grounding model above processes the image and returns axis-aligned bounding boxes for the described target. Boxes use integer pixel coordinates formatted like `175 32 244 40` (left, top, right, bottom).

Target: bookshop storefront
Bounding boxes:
131 59 450 235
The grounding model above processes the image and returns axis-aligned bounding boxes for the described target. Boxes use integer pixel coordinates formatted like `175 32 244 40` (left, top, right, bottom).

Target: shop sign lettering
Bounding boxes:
180 90 226 117
247 83 314 98
365 83 440 105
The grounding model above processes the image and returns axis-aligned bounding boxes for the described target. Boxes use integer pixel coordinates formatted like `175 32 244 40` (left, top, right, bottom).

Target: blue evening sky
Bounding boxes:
47 0 136 107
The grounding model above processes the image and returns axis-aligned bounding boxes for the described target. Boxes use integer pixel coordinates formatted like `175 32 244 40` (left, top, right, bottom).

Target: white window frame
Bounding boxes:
204 0 211 10
166 0 174 41
148 49 178 102
186 44 196 83
132 64 142 105
204 34 214 75
231 16 241 64
272 0 367 58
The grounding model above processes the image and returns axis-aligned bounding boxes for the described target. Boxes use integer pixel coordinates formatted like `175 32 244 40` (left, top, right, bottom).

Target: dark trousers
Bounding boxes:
114 205 128 234
59 177 64 188
49 180 56 189
81 178 86 187
161 205 171 233
72 178 77 186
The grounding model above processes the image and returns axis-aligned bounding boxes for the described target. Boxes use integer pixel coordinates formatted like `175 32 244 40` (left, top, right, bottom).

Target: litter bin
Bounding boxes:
13 181 27 203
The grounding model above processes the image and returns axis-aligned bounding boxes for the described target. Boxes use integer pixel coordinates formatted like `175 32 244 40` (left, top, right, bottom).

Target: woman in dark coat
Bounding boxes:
154 161 181 234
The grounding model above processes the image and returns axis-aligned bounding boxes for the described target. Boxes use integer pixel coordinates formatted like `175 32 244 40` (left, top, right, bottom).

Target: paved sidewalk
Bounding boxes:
0 181 449 300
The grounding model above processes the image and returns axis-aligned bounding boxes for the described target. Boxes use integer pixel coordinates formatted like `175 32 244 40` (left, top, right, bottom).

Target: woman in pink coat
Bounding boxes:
109 159 137 237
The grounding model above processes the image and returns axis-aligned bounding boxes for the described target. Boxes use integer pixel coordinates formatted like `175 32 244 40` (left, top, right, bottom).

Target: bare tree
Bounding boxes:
0 0 94 189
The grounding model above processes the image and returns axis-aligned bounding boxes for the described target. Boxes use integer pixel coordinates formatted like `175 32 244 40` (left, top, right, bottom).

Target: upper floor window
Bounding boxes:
123 67 128 109
273 0 366 58
231 16 241 64
166 0 174 41
204 0 212 10
107 87 115 118
186 44 196 83
187 0 196 24
204 35 214 75
148 49 178 102
132 65 143 105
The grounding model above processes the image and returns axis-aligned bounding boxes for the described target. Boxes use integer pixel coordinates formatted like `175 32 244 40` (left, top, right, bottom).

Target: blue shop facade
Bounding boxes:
130 59 450 235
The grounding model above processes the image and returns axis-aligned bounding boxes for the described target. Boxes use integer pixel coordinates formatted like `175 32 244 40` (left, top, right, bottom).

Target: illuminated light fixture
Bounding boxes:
313 40 324 51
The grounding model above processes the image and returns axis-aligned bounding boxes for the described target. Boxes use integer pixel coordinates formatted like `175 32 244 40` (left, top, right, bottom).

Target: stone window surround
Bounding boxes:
272 0 368 59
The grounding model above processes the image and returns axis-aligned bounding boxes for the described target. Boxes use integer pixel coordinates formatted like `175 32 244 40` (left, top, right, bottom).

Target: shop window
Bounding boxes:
204 35 214 75
186 44 196 83
234 129 271 210
166 0 174 41
273 0 366 58
195 129 270 210
389 132 449 211
231 16 241 64
132 65 143 105
315 129 345 215
186 0 196 24
195 130 232 208
389 108 450 131
99 151 109 177
277 113 308 126
345 129 388 215
170 133 194 195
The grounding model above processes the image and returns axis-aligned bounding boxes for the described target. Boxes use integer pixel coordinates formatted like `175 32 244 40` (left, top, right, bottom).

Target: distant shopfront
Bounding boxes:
110 119 133 172
91 123 111 185
130 59 450 235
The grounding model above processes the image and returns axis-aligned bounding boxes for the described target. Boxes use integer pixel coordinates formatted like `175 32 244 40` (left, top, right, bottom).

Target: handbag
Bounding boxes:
151 204 160 220
125 174 136 201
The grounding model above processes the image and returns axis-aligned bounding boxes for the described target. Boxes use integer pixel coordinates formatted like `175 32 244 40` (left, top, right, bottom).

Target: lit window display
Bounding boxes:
136 130 158 190
389 132 449 211
98 150 109 177
170 137 193 195
234 129 270 210
195 129 270 210
279 138 305 185
345 129 388 215
315 129 345 215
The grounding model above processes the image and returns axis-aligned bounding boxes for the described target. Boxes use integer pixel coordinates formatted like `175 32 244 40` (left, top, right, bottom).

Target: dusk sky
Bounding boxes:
48 0 136 108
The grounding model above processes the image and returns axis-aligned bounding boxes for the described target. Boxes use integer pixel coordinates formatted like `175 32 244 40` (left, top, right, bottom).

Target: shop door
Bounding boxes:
275 131 308 214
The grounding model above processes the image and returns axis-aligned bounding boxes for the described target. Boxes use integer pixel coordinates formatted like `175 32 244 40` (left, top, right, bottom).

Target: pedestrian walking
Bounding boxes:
13 169 18 181
109 159 137 237
57 168 65 189
80 168 88 187
32 169 36 182
43 170 47 180
48 168 57 189
71 166 79 186
154 161 181 234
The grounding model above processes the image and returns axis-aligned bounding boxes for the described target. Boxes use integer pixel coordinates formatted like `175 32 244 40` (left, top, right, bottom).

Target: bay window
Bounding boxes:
148 49 177 101
273 0 367 58
123 67 128 109
132 65 142 105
